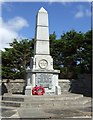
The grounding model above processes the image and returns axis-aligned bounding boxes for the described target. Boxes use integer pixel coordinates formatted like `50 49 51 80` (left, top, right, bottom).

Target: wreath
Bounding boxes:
32 85 45 95
32 85 39 95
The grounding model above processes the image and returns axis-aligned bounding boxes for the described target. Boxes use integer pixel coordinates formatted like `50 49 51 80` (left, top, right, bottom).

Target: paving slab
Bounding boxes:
1 118 92 120
1 108 17 118
0 93 92 120
16 106 92 119
1 106 92 119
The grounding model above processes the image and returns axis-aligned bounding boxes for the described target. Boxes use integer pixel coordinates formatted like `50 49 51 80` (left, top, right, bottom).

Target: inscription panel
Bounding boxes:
35 73 52 88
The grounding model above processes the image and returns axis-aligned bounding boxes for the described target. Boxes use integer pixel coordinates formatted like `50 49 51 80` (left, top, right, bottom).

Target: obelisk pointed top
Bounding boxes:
39 7 47 13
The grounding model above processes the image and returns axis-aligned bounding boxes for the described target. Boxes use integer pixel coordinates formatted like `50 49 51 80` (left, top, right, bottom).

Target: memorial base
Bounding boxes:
25 69 61 95
25 86 33 95
25 86 61 95
44 86 61 95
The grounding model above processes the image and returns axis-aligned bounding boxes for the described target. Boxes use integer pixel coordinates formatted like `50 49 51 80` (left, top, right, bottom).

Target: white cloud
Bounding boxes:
75 5 91 18
75 10 84 18
6 17 29 31
0 16 29 50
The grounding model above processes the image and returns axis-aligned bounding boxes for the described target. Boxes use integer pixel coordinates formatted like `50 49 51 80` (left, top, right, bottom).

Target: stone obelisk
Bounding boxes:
25 7 61 95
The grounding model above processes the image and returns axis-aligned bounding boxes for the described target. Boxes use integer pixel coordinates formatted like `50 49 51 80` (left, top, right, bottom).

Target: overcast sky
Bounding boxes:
1 1 91 50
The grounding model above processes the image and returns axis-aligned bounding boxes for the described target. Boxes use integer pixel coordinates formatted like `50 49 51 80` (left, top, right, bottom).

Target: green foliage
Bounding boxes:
2 39 34 79
50 30 92 78
77 30 92 74
2 30 92 79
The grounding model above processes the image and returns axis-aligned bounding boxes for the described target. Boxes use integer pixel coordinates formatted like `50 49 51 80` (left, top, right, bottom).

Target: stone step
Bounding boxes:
1 100 23 107
24 93 83 102
2 93 83 101
1 93 90 108
24 96 83 102
1 105 20 110
1 95 91 120
21 97 91 108
23 97 90 104
1 98 90 109
21 103 90 108
2 95 24 102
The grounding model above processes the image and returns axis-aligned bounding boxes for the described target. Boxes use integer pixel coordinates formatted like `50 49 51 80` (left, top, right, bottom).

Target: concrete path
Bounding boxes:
0 93 92 120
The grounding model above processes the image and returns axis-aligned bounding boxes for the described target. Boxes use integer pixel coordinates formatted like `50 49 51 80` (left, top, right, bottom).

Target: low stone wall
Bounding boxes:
0 79 71 95
59 74 92 97
0 79 25 95
0 74 91 96
58 79 71 93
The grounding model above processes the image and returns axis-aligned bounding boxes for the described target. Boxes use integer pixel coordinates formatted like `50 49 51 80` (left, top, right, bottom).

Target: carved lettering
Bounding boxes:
36 73 52 88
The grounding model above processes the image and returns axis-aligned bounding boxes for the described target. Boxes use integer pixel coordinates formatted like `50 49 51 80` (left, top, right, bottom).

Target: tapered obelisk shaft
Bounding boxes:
25 7 61 95
34 7 50 55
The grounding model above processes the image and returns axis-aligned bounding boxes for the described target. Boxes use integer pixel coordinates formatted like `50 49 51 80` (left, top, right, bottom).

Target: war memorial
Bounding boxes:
0 7 92 119
25 7 61 95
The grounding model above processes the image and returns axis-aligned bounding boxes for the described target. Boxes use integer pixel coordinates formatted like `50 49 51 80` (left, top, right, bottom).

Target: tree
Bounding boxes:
2 39 34 79
76 30 92 74
57 30 84 78
2 30 92 79
49 30 92 78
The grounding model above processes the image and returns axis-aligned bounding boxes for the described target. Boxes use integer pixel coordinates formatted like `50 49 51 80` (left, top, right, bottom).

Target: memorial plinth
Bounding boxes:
25 7 61 95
